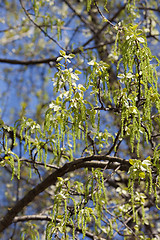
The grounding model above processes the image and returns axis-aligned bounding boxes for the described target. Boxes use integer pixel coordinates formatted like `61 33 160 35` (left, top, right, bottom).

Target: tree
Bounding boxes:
0 0 160 239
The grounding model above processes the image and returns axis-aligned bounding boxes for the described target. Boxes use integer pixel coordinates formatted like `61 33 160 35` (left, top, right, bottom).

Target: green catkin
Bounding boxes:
101 172 107 205
158 175 160 187
56 74 60 93
121 110 125 138
94 191 101 227
148 168 152 194
153 68 158 89
97 111 100 133
135 209 138 225
153 145 159 165
35 128 38 139
29 163 32 178
60 111 64 141
85 120 88 147
53 201 59 223
10 156 15 180
87 0 92 12
52 142 57 162
94 218 98 233
144 131 149 145
97 171 102 197
67 128 69 146
64 199 67 226
72 127 76 152
91 178 95 205
85 179 90 203
45 222 53 240
68 73 72 97
39 148 43 162
17 157 21 180
13 128 16 146
77 210 80 229
28 134 31 155
56 124 60 156
44 144 48 167
70 147 73 162
82 213 86 238
131 116 137 152
94 191 98 209
136 132 140 157
77 111 81 139
57 20 61 41
153 184 160 210
80 100 85 124
145 174 149 193
136 111 141 157
5 134 7 154
74 109 78 138
24 131 28 153
141 204 145 224
81 211 84 235
36 144 40 162
81 126 85 140
70 218 75 240
109 220 113 236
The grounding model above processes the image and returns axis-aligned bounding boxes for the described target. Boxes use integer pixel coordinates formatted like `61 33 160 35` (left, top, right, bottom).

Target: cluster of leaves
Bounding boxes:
1 29 160 238
1 0 160 239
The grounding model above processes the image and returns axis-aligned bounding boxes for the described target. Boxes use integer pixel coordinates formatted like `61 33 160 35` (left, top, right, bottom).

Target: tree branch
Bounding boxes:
0 41 114 66
82 4 126 48
0 154 130 233
13 215 106 240
19 0 65 51
63 0 96 33
0 57 57 65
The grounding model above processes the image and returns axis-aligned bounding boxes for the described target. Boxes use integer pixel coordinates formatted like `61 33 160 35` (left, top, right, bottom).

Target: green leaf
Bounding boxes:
68 53 75 58
75 70 81 74
57 57 63 62
0 119 4 126
60 50 66 56
137 37 145 43
129 159 135 165
139 172 145 179
87 60 95 66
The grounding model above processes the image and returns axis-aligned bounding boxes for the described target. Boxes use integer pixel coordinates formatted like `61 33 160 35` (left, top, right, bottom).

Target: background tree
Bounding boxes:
0 0 160 239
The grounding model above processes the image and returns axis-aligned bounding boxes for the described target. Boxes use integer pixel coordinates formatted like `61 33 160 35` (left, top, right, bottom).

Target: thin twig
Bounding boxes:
19 0 65 51
64 0 96 33
94 0 116 28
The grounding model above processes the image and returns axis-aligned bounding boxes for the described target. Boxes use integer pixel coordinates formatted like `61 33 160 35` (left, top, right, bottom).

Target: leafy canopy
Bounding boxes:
0 0 160 239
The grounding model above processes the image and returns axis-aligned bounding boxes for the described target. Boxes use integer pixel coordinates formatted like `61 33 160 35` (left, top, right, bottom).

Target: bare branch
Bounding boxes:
0 57 57 65
0 41 114 66
64 0 96 33
19 0 65 51
82 4 126 48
